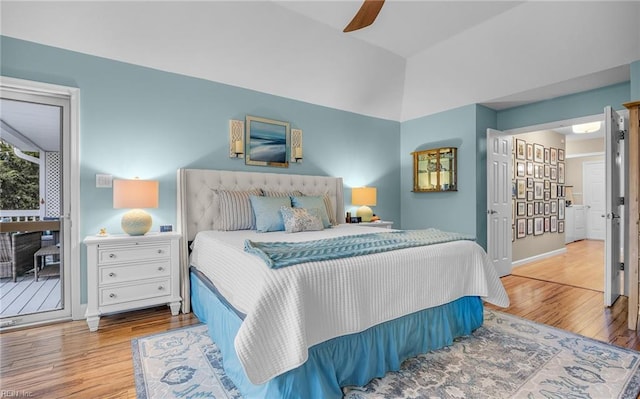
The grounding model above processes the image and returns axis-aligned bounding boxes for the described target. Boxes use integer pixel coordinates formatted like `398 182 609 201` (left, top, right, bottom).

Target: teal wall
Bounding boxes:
1 36 401 303
474 105 498 248
632 60 640 100
399 105 496 249
400 105 483 240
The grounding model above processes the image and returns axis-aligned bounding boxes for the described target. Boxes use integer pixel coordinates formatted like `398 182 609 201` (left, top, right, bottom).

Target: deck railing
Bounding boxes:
0 210 41 222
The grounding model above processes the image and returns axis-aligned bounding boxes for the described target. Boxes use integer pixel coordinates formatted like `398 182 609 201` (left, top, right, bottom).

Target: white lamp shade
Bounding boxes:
113 179 159 235
352 187 377 206
352 187 377 222
113 179 159 209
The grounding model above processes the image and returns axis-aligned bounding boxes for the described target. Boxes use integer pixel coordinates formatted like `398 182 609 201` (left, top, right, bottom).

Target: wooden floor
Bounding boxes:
1 241 640 398
0 275 62 317
511 239 604 292
0 306 201 399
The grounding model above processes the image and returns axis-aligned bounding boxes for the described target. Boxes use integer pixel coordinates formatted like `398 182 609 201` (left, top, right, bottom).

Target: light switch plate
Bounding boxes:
96 174 113 188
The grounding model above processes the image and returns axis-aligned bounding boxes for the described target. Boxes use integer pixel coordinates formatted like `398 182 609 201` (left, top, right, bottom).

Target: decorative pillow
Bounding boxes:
249 195 291 233
290 195 331 228
280 207 324 233
262 190 303 198
216 189 261 231
322 193 338 226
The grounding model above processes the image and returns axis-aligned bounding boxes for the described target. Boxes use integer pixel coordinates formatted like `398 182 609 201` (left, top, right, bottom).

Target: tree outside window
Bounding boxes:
0 140 39 211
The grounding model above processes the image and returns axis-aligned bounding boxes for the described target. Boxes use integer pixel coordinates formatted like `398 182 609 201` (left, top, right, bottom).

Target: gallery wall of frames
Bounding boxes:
511 131 568 261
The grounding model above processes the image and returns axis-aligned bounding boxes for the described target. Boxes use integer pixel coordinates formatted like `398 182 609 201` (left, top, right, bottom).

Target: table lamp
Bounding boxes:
113 179 159 235
352 187 377 222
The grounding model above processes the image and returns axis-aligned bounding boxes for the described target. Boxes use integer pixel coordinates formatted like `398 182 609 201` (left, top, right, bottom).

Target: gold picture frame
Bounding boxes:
245 115 290 168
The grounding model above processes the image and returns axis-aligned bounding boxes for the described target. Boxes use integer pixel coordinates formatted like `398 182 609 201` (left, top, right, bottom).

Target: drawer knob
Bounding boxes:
158 286 164 291
157 249 163 254
108 272 116 277
109 253 116 259
109 293 116 298
157 267 164 272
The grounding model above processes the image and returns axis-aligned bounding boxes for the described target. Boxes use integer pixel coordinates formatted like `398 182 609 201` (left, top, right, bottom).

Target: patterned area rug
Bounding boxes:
132 310 640 398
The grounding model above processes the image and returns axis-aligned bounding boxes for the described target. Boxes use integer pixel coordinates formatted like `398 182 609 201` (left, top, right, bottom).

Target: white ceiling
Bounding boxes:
275 1 523 58
1 1 639 124
0 99 61 152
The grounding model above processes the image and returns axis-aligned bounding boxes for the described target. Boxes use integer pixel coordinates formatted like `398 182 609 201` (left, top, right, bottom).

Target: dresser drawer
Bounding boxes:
97 242 170 265
99 261 171 285
100 278 171 306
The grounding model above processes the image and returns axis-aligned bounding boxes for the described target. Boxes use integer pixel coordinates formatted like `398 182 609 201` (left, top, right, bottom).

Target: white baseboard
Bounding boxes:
512 247 567 268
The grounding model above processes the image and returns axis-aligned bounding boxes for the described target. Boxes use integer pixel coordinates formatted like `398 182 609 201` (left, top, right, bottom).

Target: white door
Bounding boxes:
0 78 80 328
604 106 624 307
583 161 606 240
486 129 512 277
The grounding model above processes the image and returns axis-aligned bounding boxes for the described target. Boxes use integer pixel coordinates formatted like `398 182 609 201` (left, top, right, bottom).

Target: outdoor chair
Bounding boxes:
0 231 43 282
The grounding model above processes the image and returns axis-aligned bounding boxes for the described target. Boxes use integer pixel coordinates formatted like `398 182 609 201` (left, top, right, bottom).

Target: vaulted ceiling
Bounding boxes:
2 1 639 122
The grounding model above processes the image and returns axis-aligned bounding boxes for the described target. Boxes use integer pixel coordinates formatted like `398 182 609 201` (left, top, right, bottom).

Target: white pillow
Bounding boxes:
290 195 332 228
280 207 324 233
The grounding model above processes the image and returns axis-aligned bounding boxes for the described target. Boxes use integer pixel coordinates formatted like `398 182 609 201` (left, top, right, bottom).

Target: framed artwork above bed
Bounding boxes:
245 115 290 168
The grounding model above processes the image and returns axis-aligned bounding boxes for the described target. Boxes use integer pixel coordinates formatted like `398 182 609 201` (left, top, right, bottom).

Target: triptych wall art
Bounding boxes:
512 138 566 241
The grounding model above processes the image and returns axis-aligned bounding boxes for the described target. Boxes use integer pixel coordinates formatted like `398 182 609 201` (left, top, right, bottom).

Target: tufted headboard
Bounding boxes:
176 168 344 312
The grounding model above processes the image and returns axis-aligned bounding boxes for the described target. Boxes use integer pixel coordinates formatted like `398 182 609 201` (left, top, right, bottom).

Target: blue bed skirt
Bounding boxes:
190 269 484 399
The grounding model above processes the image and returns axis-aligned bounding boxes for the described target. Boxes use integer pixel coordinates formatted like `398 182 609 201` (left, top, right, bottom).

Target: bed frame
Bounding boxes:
176 168 344 312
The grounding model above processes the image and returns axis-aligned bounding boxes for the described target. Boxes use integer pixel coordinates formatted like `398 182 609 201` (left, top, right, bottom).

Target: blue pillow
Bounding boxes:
290 195 331 228
249 195 291 232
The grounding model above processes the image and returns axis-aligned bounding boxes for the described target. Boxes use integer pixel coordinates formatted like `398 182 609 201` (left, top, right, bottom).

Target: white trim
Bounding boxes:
512 247 567 268
566 151 605 159
0 76 82 323
503 110 628 136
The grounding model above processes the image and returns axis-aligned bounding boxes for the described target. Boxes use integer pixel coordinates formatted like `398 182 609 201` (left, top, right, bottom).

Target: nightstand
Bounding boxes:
357 221 394 229
83 232 182 331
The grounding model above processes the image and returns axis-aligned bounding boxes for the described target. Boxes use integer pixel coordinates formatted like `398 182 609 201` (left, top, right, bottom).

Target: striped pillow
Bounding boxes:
262 190 303 198
215 189 261 231
322 194 338 226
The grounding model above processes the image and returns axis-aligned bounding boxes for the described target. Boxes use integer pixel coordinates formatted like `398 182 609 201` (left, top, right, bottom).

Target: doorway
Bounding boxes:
0 76 81 329
488 111 626 301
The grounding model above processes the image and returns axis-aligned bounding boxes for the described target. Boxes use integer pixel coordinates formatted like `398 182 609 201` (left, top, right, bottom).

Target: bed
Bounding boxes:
176 168 509 399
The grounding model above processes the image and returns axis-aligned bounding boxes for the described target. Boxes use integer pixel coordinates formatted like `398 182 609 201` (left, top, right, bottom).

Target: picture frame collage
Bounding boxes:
512 137 566 241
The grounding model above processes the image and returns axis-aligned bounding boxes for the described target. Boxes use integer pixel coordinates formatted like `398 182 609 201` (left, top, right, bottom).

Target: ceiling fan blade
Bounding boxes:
343 0 385 33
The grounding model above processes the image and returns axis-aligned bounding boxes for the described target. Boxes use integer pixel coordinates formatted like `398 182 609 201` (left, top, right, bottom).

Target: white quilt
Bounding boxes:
189 224 509 385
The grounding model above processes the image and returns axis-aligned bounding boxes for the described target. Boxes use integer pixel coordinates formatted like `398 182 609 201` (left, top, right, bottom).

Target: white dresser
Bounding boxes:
357 221 394 229
84 232 181 331
565 205 587 244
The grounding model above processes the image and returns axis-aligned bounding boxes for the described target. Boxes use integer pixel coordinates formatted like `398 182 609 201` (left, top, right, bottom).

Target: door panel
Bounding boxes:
604 106 623 307
583 161 606 240
486 129 512 277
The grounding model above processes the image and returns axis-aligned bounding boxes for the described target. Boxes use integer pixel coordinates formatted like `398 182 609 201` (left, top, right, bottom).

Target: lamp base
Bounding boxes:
356 205 373 222
121 209 152 236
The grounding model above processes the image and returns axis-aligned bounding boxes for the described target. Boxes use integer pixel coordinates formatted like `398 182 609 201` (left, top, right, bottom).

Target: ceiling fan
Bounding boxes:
343 0 385 33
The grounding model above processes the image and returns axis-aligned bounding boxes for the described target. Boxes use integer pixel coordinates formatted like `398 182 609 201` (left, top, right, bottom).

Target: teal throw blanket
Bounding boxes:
244 228 476 269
